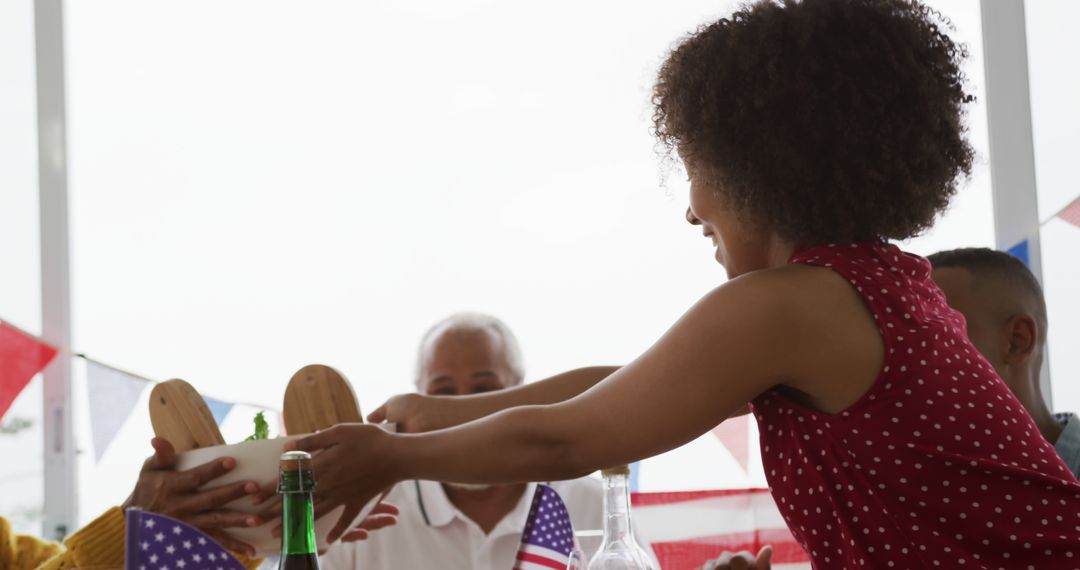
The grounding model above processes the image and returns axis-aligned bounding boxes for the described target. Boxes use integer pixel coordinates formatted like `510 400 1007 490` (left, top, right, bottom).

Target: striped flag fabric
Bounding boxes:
632 489 811 570
514 484 576 570
125 509 246 570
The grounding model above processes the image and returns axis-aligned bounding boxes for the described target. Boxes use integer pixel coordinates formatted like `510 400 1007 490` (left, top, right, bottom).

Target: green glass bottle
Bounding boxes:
278 451 320 570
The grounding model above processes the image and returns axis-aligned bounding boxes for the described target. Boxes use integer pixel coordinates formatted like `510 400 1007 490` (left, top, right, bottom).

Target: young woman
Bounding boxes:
291 0 1080 566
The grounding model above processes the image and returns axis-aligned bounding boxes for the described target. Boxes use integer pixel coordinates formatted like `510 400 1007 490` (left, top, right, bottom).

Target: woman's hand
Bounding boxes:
367 393 443 433
285 423 400 543
698 546 772 570
122 437 263 556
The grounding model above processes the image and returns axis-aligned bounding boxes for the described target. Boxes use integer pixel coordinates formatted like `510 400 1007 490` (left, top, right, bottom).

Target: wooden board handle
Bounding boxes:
283 364 362 435
149 379 225 453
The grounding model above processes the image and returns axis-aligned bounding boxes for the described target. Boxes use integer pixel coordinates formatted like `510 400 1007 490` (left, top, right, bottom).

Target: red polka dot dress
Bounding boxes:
750 243 1080 569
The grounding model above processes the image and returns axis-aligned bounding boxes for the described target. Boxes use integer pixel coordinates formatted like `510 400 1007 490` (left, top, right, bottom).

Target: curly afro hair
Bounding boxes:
653 0 974 244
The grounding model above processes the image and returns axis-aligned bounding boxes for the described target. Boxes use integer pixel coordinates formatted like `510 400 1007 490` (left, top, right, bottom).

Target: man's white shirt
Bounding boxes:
321 478 657 569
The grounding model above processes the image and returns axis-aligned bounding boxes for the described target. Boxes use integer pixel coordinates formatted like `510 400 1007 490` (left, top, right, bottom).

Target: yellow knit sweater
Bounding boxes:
0 509 261 570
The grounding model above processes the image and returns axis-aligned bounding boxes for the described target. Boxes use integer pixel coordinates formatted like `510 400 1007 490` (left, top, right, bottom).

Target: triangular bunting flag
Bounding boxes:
1058 196 1080 228
86 359 149 462
275 409 287 437
1006 240 1031 268
0 322 58 421
711 414 750 473
205 397 235 426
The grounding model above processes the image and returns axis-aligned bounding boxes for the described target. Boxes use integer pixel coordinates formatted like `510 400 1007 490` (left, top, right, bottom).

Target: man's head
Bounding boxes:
415 312 524 396
928 248 1047 393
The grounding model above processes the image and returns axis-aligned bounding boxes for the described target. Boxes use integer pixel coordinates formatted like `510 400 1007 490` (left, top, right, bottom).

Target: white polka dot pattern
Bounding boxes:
751 243 1080 569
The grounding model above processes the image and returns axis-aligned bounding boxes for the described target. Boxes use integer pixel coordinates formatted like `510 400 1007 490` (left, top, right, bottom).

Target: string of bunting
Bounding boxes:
1006 194 1080 267
0 320 280 464
77 354 281 463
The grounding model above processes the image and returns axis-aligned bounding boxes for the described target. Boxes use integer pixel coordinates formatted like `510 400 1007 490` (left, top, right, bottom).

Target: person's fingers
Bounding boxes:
250 480 279 505
728 551 752 570
328 504 362 544
284 426 343 453
729 562 748 570
755 545 773 569
145 438 178 470
251 495 281 519
356 514 397 532
172 456 237 492
206 530 256 558
173 481 258 517
367 403 387 424
369 502 399 517
339 528 370 542
185 509 263 530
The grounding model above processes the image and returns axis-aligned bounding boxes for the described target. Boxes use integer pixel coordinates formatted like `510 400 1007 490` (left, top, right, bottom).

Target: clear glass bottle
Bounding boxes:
587 465 654 570
278 451 320 570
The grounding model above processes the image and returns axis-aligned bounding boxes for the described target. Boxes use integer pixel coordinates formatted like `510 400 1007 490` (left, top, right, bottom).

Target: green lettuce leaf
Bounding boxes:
245 411 270 441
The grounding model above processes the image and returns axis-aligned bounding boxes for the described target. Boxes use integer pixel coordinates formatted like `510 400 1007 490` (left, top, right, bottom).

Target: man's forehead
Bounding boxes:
425 327 503 357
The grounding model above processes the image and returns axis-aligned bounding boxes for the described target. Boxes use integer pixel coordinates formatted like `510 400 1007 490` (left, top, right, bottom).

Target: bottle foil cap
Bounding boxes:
601 464 631 476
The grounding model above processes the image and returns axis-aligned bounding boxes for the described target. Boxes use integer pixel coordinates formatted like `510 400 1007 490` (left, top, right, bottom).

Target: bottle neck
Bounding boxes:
280 472 318 559
600 472 635 542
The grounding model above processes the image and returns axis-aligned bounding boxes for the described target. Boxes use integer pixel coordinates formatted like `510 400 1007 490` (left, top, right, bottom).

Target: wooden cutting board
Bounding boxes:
282 364 363 435
149 379 225 453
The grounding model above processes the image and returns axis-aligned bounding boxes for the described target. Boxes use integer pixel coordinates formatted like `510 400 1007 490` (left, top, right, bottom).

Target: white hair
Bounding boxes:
415 312 525 389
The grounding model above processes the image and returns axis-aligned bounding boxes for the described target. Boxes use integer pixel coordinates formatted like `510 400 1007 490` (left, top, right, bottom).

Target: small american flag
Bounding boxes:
513 484 576 570
125 509 246 570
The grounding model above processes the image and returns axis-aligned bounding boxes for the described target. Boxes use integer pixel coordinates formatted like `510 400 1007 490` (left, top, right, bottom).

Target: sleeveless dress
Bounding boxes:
750 242 1080 569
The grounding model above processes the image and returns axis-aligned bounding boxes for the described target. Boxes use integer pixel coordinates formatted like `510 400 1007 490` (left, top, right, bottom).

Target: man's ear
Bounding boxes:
1003 314 1039 366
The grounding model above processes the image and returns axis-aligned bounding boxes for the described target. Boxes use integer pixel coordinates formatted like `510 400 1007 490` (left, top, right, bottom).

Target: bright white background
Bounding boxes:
0 0 1073 536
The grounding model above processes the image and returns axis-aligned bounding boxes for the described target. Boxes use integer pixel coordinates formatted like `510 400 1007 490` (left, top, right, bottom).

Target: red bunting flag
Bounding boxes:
0 322 59 420
1058 196 1080 228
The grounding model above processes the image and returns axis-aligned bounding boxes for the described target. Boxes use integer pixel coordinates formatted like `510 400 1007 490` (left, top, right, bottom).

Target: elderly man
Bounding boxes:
929 247 1079 476
323 312 656 569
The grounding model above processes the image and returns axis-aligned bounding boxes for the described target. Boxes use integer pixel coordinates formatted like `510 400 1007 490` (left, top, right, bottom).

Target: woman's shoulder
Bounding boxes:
717 261 863 315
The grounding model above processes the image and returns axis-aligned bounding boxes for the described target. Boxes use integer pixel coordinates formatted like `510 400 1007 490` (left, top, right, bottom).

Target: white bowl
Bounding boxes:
175 435 381 557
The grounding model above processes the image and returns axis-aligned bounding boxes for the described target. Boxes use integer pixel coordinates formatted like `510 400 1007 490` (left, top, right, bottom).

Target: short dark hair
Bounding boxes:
652 0 974 244
928 247 1048 338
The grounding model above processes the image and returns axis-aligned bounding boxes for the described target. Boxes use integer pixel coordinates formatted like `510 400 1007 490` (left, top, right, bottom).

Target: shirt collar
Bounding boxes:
415 480 538 534
1054 413 1080 479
